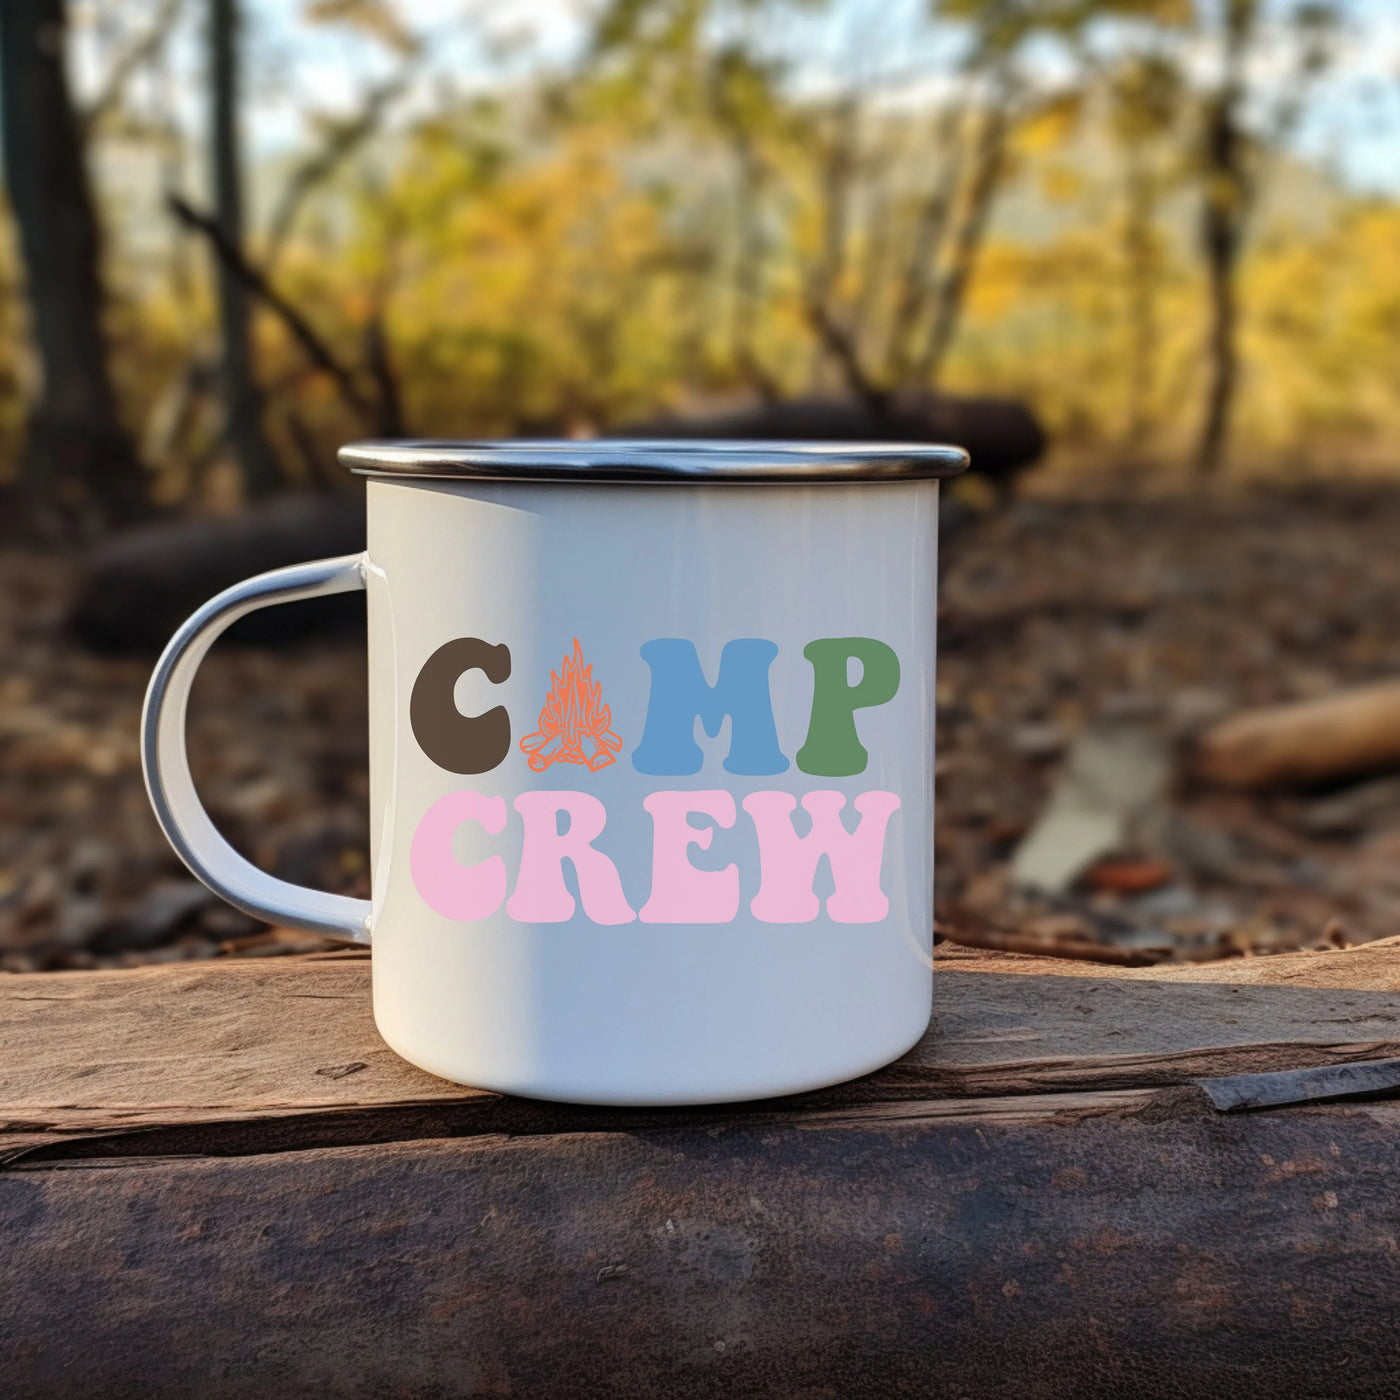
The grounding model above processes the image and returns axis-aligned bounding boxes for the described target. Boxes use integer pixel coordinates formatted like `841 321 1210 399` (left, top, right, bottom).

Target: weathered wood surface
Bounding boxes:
4 944 1400 1155
3 940 1400 1398
939 933 1400 986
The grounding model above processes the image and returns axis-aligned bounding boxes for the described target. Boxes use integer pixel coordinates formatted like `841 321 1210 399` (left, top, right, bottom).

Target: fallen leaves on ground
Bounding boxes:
935 480 1400 961
4 479 1400 969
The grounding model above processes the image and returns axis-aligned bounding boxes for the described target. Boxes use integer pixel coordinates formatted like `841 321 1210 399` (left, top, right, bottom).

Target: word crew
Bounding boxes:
408 636 904 925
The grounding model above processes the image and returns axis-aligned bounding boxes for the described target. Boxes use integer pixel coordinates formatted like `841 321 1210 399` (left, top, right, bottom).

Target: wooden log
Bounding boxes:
616 392 1046 496
1194 679 1400 790
69 491 365 654
4 1094 1400 1398
3 946 1400 1397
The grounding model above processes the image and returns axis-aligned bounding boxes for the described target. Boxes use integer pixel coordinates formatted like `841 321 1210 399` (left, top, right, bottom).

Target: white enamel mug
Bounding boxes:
142 440 968 1104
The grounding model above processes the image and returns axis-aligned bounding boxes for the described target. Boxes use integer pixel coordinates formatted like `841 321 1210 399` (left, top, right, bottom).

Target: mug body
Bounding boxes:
363 469 942 1104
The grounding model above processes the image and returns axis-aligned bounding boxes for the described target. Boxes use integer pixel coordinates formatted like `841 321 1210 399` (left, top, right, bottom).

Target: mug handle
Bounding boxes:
141 553 373 944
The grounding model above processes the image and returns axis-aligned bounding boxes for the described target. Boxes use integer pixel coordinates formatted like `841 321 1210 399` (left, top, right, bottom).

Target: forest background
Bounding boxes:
3 0 1399 531
6 0 1400 969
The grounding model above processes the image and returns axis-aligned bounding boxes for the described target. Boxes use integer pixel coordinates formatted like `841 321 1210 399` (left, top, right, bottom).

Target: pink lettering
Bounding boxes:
742 789 900 923
409 790 509 920
640 790 739 923
506 790 636 924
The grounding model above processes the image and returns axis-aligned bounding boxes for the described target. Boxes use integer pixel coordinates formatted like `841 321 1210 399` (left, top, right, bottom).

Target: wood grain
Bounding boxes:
937 934 1400 988
1 945 1398 1159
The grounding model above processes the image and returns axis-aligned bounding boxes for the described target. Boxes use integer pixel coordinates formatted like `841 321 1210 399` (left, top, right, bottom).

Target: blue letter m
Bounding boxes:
632 639 788 776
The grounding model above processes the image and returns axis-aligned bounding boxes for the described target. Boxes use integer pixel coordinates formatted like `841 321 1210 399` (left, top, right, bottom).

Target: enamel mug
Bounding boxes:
142 439 968 1104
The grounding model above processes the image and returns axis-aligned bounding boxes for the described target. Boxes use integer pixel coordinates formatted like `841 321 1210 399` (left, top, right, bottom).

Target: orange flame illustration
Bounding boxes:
519 638 623 772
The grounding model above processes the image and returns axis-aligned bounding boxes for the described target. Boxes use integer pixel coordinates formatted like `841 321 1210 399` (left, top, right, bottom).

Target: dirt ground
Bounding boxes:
4 478 1400 971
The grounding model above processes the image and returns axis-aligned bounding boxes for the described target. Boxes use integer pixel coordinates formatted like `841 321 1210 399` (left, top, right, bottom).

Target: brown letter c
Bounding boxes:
410 638 512 774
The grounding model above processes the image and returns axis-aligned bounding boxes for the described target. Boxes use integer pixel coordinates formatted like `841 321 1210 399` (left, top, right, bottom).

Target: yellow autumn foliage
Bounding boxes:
8 74 1400 488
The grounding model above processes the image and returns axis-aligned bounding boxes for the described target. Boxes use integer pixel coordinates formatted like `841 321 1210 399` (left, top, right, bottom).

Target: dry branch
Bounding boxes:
80 0 183 135
167 192 379 426
1195 679 1400 790
886 103 963 383
262 70 413 271
912 98 1010 386
802 295 888 413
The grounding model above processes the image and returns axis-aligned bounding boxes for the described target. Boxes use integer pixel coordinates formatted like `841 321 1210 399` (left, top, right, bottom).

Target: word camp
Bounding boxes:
408 636 905 925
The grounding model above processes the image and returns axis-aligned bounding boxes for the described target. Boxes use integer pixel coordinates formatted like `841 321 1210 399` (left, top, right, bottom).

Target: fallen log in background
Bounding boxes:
617 391 1046 498
69 491 365 654
1195 679 1400 790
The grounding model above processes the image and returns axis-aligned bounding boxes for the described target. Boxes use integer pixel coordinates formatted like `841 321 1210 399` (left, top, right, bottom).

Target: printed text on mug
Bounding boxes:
407 637 903 925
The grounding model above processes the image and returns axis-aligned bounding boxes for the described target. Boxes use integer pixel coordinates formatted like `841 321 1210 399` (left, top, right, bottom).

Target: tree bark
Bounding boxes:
0 0 145 533
209 0 282 497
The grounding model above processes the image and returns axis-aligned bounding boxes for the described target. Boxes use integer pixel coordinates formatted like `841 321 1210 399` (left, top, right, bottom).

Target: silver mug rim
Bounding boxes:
339 437 970 483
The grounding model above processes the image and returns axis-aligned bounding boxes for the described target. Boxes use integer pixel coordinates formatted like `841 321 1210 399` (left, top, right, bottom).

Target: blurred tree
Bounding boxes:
208 0 283 497
165 0 418 487
894 0 1061 396
79 0 183 136
0 0 1382 494
1104 51 1182 455
1194 0 1253 479
267 0 420 275
1193 0 1337 477
588 0 1183 417
873 0 1192 402
352 116 693 433
0 0 145 533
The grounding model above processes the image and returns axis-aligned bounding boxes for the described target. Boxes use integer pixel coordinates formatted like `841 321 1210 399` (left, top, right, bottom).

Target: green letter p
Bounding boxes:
796 637 900 777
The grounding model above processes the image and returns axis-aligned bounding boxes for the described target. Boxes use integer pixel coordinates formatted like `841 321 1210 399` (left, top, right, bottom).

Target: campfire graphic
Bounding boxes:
519 639 624 772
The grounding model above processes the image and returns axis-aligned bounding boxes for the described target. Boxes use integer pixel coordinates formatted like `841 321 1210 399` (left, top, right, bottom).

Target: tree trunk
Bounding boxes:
209 0 282 497
1197 189 1239 477
0 0 145 533
914 95 1009 390
1123 146 1158 454
803 96 887 410
1195 0 1254 480
886 102 963 387
729 138 779 403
